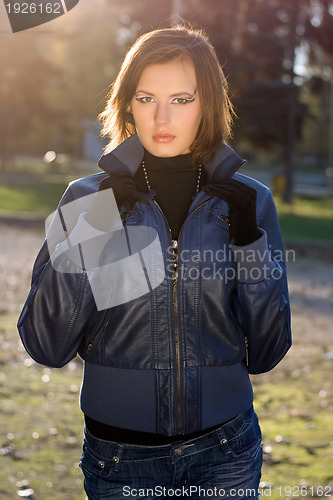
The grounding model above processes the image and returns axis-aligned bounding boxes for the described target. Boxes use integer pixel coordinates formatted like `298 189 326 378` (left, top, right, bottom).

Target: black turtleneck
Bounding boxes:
134 149 208 239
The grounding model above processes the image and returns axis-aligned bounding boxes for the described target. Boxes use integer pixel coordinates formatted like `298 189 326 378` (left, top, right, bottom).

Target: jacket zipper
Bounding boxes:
218 214 230 226
151 200 182 434
87 308 111 354
171 239 182 435
152 197 211 435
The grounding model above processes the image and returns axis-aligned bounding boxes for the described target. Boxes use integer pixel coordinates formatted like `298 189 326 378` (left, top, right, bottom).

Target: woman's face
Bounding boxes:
130 58 202 157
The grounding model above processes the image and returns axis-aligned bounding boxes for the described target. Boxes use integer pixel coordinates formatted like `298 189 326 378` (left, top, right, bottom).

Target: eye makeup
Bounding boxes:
134 90 197 104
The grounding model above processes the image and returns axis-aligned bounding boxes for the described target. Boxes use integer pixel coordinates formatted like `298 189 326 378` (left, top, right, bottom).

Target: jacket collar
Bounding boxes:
98 133 246 183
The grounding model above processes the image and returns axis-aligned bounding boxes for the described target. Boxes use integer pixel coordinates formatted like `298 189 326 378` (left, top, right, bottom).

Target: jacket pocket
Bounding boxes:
210 208 230 230
86 308 113 361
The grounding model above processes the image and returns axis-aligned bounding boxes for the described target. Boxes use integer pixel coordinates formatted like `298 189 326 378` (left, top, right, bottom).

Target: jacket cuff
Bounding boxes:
230 230 282 283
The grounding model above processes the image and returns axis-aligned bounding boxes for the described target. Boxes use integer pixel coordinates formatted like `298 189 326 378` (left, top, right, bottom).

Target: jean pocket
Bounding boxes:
80 442 116 481
228 436 263 462
223 414 263 460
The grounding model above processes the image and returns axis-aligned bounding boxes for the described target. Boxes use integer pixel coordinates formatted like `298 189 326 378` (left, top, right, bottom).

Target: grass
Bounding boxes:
0 313 85 500
0 171 332 242
0 173 72 216
1 164 331 498
0 184 68 215
274 196 333 242
255 369 333 496
1 311 333 500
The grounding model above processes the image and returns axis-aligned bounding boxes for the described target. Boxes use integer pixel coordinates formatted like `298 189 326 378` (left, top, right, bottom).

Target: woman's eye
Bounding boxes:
172 98 190 104
136 96 155 103
135 95 195 104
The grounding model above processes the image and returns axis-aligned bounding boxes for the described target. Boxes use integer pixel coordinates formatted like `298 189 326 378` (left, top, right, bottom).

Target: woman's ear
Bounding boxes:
125 106 135 125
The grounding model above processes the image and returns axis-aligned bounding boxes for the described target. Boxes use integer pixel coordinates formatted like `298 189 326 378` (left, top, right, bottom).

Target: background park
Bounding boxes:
0 0 333 498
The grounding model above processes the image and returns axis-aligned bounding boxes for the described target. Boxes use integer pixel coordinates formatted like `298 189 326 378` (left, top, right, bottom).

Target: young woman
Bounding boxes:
18 26 291 499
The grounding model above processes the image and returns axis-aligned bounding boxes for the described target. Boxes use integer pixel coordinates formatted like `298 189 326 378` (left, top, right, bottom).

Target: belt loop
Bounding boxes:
111 444 124 471
215 426 231 455
216 428 228 445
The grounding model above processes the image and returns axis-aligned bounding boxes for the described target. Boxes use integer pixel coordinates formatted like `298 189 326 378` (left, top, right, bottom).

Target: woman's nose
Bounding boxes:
155 103 170 124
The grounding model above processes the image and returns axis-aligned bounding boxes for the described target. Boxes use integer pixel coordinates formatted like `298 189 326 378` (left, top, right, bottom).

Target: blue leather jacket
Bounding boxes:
18 135 291 436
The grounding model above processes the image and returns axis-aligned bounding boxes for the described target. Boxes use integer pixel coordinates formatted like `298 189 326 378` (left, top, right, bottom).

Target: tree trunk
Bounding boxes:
282 0 301 203
283 103 295 203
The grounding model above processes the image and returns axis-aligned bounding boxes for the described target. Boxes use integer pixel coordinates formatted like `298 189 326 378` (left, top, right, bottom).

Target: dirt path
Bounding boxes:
287 253 333 357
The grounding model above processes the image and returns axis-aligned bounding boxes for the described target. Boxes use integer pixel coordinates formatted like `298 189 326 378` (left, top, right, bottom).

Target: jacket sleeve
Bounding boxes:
17 183 97 368
230 188 292 374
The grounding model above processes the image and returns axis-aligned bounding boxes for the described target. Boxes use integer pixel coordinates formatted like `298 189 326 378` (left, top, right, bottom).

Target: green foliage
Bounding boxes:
274 196 333 241
1 0 333 187
111 0 333 202
299 82 330 157
305 0 333 54
0 37 61 166
0 0 122 164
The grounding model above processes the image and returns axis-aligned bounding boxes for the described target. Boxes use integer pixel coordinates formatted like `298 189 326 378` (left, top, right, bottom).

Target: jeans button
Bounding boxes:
98 460 105 469
220 438 228 445
112 456 120 463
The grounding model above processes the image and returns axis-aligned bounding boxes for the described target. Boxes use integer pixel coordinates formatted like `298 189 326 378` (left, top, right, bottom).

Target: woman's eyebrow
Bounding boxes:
170 91 196 98
135 90 155 95
135 90 196 97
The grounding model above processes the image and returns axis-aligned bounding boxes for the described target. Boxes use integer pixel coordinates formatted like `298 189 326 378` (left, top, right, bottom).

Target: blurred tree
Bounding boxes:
107 0 333 201
4 0 333 181
29 1 122 157
188 0 310 202
0 0 122 166
299 78 329 163
0 37 61 170
305 0 333 55
110 0 307 201
106 0 173 34
303 0 333 178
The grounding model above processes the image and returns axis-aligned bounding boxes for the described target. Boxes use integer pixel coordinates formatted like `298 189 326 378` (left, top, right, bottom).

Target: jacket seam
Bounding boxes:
55 271 88 366
257 187 271 226
55 183 89 366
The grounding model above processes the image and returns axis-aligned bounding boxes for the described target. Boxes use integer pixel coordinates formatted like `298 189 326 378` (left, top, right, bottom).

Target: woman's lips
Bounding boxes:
153 133 175 143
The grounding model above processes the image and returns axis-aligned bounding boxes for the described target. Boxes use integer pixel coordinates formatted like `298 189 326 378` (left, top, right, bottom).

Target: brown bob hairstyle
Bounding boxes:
99 25 234 161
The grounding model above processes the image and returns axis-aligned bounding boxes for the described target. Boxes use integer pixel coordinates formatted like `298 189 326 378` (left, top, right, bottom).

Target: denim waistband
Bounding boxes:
83 405 255 462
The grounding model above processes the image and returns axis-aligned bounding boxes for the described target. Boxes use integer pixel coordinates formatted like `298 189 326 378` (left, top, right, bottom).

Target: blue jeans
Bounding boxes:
80 406 263 500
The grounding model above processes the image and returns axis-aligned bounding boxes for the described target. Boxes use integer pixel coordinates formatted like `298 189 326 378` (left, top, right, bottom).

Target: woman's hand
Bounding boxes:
86 172 149 231
203 179 261 246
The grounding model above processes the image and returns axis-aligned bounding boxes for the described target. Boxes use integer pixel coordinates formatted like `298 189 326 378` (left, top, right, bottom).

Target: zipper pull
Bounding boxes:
171 240 178 282
244 336 249 366
219 215 231 226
